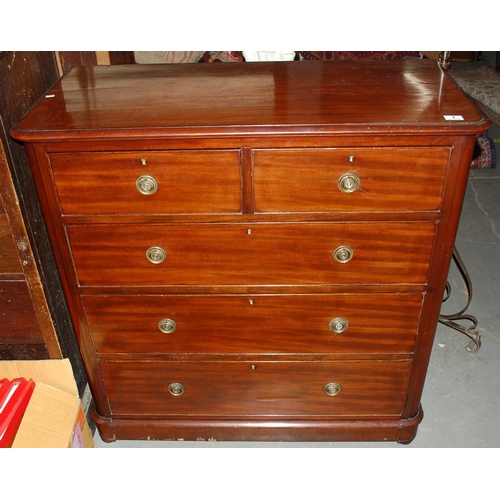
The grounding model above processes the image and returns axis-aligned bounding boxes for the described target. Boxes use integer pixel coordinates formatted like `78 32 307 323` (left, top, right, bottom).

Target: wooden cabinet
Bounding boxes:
11 60 488 443
0 52 63 359
0 144 59 358
0 51 88 394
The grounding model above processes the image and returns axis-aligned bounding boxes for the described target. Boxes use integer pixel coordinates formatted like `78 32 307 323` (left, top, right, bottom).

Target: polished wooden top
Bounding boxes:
12 59 489 141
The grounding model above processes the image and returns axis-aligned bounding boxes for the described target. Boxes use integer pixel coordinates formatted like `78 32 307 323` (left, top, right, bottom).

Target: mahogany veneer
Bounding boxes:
12 60 489 443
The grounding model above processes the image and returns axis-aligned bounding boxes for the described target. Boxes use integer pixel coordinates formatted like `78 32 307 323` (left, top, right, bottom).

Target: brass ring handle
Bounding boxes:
338 172 360 193
329 317 349 334
146 246 167 264
136 175 158 195
158 318 177 334
324 382 342 397
332 246 354 264
168 382 185 396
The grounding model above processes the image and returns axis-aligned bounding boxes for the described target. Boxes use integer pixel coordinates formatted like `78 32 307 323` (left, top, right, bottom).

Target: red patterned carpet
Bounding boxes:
298 51 420 60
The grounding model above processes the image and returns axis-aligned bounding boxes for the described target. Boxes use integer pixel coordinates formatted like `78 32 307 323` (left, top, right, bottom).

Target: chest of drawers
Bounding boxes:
12 60 488 443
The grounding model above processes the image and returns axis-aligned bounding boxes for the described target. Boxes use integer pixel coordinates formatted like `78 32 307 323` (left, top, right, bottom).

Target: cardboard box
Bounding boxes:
0 359 93 448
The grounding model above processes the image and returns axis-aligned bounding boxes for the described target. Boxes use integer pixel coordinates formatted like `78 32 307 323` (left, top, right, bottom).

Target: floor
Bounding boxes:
94 53 500 450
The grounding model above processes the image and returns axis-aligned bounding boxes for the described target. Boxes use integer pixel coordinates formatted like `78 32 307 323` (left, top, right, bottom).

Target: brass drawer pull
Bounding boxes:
146 246 167 264
329 317 349 334
338 172 360 193
136 175 158 195
324 382 342 397
158 318 177 334
332 245 354 263
168 382 185 396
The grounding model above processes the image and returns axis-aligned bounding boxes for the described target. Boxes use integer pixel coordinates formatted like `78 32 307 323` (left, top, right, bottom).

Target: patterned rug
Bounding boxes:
470 132 496 169
449 65 500 168
449 65 500 125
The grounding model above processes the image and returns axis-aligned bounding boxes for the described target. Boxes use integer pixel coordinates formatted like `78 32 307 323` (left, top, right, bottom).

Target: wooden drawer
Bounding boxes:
101 360 411 417
49 150 242 215
85 293 423 355
67 222 436 286
253 147 450 213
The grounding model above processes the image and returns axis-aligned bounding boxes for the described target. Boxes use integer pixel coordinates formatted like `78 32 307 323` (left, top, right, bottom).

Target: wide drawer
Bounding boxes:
85 293 423 355
253 147 450 213
49 150 242 215
67 222 436 286
100 360 412 417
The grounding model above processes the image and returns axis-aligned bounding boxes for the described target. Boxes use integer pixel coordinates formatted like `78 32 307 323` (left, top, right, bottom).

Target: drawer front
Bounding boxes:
86 293 423 355
253 147 450 213
49 150 242 215
101 360 411 417
68 222 436 286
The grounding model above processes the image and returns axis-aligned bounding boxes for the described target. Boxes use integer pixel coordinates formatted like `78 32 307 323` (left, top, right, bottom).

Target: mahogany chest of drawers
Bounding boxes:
12 60 488 443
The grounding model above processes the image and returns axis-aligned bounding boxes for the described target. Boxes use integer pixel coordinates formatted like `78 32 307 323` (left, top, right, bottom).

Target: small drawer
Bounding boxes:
67 221 436 286
49 150 242 215
253 147 450 213
100 359 412 417
85 293 423 355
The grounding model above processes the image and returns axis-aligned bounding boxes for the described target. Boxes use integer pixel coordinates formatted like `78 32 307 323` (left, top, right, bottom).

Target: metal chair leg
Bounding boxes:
439 246 481 353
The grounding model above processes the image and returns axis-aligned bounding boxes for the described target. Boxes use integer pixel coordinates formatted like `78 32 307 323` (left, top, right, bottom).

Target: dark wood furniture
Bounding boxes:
0 139 61 358
0 51 88 396
12 60 488 443
0 52 61 359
